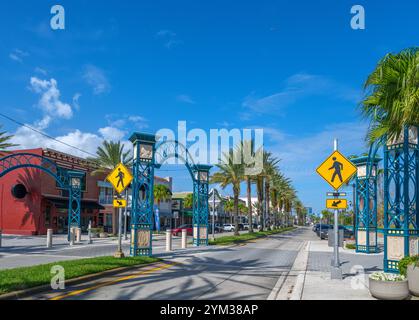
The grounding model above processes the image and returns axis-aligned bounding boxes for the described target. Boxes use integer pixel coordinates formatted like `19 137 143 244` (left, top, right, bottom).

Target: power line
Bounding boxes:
0 112 97 158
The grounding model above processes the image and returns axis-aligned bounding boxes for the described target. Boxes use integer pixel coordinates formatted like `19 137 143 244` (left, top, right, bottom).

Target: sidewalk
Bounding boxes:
280 239 384 300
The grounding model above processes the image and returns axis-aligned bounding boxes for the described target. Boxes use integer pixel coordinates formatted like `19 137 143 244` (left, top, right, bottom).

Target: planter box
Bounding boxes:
407 265 419 297
369 278 409 300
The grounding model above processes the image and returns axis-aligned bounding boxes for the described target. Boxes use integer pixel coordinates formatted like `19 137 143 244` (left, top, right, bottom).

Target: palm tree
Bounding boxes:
361 47 419 143
90 140 132 175
183 193 193 209
154 184 171 205
211 148 245 236
91 140 132 234
263 152 281 229
0 125 17 155
240 140 259 233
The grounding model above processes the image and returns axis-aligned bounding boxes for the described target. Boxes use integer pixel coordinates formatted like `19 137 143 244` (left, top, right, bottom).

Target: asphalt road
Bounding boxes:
27 227 317 300
0 231 245 270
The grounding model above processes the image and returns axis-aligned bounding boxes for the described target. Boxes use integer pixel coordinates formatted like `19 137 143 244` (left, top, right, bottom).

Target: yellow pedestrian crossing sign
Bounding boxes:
326 199 348 210
316 150 356 191
106 163 133 195
113 198 127 208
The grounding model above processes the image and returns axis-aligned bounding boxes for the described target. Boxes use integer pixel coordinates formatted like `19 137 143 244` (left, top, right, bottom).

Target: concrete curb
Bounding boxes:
272 240 310 300
0 261 164 300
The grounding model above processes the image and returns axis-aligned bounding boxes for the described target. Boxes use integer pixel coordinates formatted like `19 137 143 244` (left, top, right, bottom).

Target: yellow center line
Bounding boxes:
49 261 180 301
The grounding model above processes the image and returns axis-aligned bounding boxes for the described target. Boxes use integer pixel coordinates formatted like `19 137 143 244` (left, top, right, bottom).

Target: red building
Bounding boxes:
0 148 114 235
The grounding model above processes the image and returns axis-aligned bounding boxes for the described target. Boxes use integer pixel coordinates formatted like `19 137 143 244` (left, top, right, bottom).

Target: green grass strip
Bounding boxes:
0 255 160 295
209 227 296 246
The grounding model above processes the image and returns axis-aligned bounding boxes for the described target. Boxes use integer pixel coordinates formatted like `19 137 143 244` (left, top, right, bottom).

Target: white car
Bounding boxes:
242 223 250 230
223 224 235 232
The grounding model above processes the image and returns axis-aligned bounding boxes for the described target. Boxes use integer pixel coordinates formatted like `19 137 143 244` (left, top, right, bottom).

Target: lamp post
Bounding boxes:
384 126 419 272
67 171 84 242
352 155 381 253
193 164 212 246
129 133 156 257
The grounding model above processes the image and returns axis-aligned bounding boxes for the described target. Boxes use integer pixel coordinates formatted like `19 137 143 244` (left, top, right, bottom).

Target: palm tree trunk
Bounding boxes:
265 180 270 229
247 176 253 233
257 177 264 231
234 188 240 236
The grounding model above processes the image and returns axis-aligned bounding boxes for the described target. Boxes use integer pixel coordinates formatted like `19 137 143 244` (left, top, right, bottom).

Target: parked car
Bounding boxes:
242 223 250 230
316 224 332 239
237 223 245 231
172 224 193 237
208 224 224 234
223 224 235 232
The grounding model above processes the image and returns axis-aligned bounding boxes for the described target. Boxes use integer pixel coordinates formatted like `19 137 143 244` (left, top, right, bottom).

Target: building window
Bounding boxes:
99 187 113 205
45 205 51 226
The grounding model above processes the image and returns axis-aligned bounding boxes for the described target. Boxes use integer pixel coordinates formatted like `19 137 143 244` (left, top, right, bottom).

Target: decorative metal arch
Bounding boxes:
0 153 84 239
155 140 212 246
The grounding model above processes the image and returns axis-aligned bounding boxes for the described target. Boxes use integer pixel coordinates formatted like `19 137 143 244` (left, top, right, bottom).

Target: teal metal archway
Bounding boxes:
0 152 84 240
129 133 212 257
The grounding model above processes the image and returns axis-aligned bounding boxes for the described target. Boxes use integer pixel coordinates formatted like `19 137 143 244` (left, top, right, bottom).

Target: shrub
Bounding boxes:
370 271 405 282
398 255 419 277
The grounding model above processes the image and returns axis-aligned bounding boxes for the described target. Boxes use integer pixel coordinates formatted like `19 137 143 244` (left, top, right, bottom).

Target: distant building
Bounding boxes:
0 148 174 235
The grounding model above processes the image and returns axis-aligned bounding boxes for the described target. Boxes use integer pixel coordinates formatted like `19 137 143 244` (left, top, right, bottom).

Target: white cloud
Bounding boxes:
265 121 369 180
82 65 110 95
9 49 29 63
98 126 126 141
29 77 73 127
35 67 48 76
242 73 361 116
176 94 196 104
72 93 81 110
156 29 183 49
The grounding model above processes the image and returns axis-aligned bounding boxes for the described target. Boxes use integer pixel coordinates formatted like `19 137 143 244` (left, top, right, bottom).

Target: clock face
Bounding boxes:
140 145 153 160
199 172 208 181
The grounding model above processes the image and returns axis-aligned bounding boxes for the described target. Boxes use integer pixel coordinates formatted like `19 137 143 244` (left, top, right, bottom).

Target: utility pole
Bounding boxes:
124 187 129 241
331 139 342 280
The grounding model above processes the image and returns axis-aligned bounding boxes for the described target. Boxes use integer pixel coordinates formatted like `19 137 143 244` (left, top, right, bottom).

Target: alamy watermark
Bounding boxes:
50 265 65 290
50 5 65 30
155 121 264 175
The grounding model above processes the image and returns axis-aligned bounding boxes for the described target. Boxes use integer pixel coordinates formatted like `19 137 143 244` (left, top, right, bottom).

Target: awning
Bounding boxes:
44 197 105 210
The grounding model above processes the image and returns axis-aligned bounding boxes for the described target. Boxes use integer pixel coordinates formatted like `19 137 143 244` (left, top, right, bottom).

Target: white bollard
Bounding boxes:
182 229 187 249
47 229 53 248
166 229 172 252
88 221 93 244
75 227 82 243
69 227 75 246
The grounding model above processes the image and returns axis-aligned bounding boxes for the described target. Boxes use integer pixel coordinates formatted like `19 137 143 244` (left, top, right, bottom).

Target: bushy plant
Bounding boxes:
398 255 419 277
369 272 405 282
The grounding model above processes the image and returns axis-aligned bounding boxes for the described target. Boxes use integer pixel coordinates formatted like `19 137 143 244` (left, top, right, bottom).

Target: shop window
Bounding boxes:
45 205 51 226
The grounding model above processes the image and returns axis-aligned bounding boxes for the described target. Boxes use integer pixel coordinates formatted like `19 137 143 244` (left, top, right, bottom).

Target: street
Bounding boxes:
25 228 315 300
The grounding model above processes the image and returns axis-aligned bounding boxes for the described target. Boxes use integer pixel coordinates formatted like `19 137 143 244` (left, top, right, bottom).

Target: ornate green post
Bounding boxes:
193 164 212 246
67 171 84 241
384 126 419 272
129 133 156 257
352 156 381 253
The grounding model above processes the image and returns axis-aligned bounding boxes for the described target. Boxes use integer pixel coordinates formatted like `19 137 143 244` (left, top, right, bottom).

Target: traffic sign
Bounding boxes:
327 192 347 197
316 150 356 190
113 198 127 208
326 199 348 210
106 163 133 195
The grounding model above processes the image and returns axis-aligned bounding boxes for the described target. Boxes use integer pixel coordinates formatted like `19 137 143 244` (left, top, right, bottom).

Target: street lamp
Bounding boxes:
193 164 212 246
129 132 157 257
352 155 381 254
384 126 419 272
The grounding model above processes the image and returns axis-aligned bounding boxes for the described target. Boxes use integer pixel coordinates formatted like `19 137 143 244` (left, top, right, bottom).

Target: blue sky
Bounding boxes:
0 0 418 213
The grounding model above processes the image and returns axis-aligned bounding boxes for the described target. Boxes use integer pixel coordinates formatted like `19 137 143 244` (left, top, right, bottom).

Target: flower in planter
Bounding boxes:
369 271 406 282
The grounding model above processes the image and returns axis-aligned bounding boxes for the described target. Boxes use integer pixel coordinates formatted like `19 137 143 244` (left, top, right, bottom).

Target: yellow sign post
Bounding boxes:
316 150 357 191
113 199 127 208
326 199 348 210
106 163 133 195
